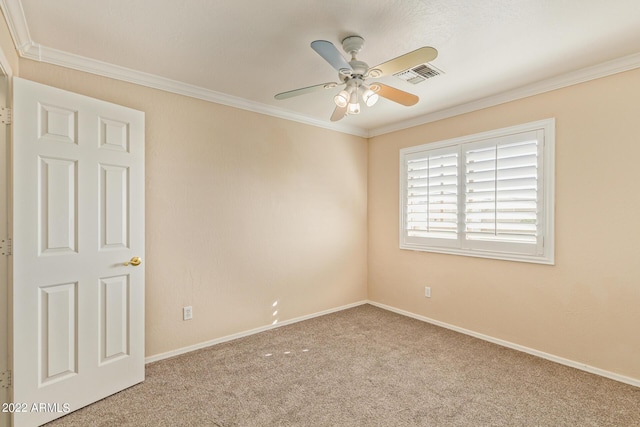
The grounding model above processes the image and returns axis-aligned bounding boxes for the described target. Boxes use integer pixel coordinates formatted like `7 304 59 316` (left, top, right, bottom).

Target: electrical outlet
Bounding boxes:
424 287 431 298
183 306 193 320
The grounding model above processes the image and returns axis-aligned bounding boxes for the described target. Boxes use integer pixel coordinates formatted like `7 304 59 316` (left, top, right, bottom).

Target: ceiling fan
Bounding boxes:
275 35 438 122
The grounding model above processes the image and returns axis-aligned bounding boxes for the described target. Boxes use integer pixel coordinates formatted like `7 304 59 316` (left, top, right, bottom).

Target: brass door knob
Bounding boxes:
124 256 142 266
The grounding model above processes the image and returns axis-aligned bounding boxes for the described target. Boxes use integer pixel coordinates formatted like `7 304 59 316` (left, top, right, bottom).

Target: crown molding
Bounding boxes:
21 43 370 138
0 0 30 54
368 51 640 137
2 0 639 139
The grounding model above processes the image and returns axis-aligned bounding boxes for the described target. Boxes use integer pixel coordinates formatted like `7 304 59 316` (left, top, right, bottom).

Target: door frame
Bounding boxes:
0 41 13 427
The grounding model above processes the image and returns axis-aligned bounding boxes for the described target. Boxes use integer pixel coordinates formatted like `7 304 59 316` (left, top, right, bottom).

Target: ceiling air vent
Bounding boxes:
393 63 443 85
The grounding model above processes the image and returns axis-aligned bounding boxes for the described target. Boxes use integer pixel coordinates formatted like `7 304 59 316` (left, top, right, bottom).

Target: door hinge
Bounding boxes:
0 370 10 389
0 107 11 125
1 238 12 256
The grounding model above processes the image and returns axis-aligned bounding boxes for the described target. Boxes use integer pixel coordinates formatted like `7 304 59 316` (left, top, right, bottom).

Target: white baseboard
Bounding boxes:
367 300 640 389
144 300 368 364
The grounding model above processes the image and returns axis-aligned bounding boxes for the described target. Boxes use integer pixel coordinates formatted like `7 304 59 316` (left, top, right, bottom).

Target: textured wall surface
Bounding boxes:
18 58 368 357
368 68 640 381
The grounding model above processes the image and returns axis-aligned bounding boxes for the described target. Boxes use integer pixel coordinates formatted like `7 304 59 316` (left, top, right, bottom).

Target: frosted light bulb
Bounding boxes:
363 89 379 106
334 90 349 108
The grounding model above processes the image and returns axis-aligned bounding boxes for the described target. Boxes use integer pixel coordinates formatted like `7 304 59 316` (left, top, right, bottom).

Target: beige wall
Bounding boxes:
17 59 368 358
368 68 640 380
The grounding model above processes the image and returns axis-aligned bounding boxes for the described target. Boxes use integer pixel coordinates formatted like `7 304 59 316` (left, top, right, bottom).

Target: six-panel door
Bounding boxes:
12 77 145 426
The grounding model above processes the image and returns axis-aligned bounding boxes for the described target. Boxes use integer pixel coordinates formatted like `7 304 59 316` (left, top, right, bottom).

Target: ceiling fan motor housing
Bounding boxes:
349 59 368 75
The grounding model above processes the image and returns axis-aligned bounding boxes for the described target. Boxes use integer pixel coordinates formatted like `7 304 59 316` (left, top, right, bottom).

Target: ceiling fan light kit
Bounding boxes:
275 35 438 122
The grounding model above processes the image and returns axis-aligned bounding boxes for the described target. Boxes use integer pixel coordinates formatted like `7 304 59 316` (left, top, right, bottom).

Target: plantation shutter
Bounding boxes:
400 119 553 263
404 146 459 247
463 130 543 254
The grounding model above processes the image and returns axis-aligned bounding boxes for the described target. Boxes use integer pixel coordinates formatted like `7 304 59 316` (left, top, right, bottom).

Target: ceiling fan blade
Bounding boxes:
311 40 353 73
373 83 419 106
274 82 339 100
330 104 348 122
370 47 438 77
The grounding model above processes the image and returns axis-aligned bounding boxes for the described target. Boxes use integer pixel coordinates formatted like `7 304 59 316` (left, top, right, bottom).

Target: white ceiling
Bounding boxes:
4 0 640 136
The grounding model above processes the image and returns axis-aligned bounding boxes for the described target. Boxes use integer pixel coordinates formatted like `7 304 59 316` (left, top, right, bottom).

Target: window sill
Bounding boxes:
399 243 555 265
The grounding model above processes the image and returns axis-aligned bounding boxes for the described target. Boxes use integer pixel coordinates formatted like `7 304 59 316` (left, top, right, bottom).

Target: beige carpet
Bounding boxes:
46 304 640 426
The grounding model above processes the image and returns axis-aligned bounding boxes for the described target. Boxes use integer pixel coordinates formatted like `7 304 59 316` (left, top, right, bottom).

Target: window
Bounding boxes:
400 119 554 264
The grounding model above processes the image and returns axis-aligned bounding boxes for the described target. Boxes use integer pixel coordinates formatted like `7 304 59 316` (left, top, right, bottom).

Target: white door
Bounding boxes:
12 77 145 426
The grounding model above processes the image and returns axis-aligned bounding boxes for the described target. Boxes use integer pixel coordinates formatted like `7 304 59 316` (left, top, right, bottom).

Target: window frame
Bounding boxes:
399 118 555 265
